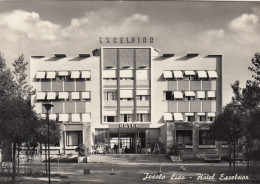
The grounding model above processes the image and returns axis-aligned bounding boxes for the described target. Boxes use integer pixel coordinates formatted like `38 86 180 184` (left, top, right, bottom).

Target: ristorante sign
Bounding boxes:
99 37 154 44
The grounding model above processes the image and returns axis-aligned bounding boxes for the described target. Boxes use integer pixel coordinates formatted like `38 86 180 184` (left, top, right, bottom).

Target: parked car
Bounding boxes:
204 149 221 162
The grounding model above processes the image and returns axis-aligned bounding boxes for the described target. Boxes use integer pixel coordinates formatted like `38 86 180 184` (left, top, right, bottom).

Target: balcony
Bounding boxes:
103 80 117 88
103 100 117 107
136 100 150 107
120 100 134 107
120 80 134 87
136 80 150 88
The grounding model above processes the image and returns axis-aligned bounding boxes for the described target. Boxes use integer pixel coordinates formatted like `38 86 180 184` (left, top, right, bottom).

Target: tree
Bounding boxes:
0 53 60 180
209 103 243 171
248 52 260 83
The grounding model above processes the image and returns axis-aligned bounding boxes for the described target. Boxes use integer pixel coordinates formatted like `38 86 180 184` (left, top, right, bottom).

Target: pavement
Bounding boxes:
1 161 260 184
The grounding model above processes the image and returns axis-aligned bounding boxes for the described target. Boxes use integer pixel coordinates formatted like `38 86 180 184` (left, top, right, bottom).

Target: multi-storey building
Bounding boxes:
30 47 222 156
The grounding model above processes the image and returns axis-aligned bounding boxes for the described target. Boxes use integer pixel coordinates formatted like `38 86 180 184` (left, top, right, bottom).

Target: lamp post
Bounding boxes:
43 103 54 184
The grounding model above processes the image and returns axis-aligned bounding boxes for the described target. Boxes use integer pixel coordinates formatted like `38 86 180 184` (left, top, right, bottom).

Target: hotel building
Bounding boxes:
30 47 222 156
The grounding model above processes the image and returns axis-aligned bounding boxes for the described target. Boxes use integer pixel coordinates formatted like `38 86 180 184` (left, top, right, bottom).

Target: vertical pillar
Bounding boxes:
166 123 175 153
133 49 137 121
118 128 120 152
192 122 199 157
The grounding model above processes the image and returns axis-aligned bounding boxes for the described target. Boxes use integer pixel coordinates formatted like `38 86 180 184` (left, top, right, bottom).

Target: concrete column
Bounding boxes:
192 122 199 157
166 123 175 153
83 122 92 150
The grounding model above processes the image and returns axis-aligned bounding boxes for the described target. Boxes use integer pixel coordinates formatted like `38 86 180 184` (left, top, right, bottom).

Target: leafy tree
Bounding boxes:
0 53 60 180
248 52 260 82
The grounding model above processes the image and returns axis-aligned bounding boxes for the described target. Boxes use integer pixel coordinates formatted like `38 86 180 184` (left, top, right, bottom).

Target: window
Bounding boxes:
187 116 195 122
176 130 192 146
66 131 83 146
164 91 172 100
199 116 206 121
120 114 133 122
104 91 117 101
199 130 215 145
136 114 150 122
208 117 215 122
136 95 150 101
104 116 117 122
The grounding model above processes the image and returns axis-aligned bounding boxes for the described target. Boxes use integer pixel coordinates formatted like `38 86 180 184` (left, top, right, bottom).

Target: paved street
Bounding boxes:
1 161 260 184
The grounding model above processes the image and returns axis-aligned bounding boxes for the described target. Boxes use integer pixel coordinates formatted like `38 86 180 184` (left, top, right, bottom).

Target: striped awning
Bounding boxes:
185 71 196 75
208 71 218 78
208 91 216 98
163 71 173 79
173 113 183 121
173 71 183 78
36 92 46 100
71 92 80 100
82 92 90 99
208 112 216 117
71 114 81 122
163 113 173 121
46 72 56 79
58 71 69 76
47 92 56 100
103 111 117 116
173 91 183 99
185 91 195 96
81 71 91 79
35 72 45 79
58 114 69 122
197 113 206 116
58 92 69 99
197 91 206 99
185 113 194 116
197 71 208 78
70 71 80 79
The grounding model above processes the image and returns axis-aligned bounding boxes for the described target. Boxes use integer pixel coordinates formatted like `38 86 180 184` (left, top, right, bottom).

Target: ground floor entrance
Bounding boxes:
94 127 160 154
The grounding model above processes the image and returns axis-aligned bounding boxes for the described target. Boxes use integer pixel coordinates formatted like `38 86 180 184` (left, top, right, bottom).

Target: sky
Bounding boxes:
0 1 260 106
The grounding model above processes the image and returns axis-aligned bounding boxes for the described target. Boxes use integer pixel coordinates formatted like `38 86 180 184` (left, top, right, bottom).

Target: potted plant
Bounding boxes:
168 143 184 161
76 144 91 163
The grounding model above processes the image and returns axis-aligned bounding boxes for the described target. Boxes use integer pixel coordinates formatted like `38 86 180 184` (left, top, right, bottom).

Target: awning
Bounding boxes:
208 71 218 78
185 113 194 116
82 92 90 99
136 90 150 95
71 92 80 100
40 114 46 119
58 92 69 99
47 92 56 100
163 71 173 79
120 90 133 98
208 91 216 98
197 112 206 116
36 72 45 79
173 71 183 78
58 71 69 76
120 70 133 78
58 114 69 122
136 110 150 114
173 91 183 99
173 113 183 121
36 92 46 100
163 113 173 121
185 71 196 75
82 114 91 122
197 91 206 99
81 71 91 79
185 91 195 97
70 71 80 79
103 111 117 116
72 114 81 122
197 71 208 78
208 112 216 117
49 114 57 121
103 70 117 78
46 72 56 79
120 110 134 114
